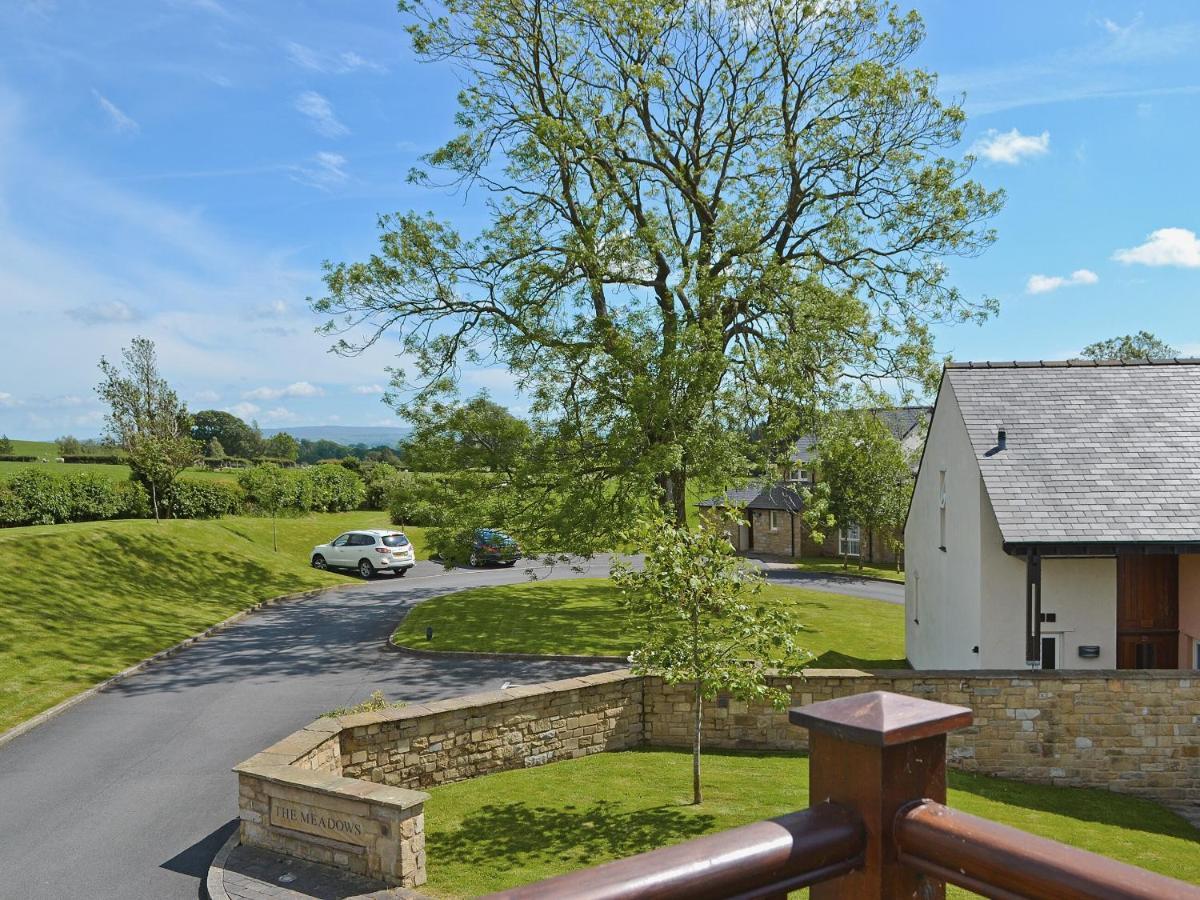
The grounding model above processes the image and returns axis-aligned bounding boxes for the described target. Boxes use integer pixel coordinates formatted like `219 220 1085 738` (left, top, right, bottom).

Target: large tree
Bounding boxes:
316 0 1001 545
1080 331 1178 361
96 337 200 520
192 410 263 460
402 393 532 475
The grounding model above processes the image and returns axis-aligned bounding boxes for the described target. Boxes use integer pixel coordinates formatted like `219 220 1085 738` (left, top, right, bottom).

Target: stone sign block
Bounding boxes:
270 797 370 848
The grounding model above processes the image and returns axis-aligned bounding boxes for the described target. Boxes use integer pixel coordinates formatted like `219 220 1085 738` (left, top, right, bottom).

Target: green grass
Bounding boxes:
394 578 907 668
0 458 241 483
793 556 905 583
0 511 426 732
421 748 1200 897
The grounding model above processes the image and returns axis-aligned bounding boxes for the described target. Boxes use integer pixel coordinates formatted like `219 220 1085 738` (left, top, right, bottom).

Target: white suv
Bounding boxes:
311 530 415 579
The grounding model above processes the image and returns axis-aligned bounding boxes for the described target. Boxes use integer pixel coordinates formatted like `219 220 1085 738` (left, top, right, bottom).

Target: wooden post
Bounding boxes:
789 691 972 899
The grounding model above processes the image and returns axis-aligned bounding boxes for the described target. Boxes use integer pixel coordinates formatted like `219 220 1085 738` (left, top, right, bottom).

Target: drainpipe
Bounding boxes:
1025 549 1042 667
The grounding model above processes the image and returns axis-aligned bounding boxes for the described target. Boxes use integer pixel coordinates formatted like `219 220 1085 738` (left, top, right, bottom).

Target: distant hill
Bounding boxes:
261 425 412 447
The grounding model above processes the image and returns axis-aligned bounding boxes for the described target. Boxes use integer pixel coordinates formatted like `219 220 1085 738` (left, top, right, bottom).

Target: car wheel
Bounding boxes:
394 568 408 577
469 551 480 568
358 559 375 579
312 554 328 570
504 560 517 567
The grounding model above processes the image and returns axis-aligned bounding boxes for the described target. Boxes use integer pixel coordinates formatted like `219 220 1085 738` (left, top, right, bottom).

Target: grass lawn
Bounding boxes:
421 748 1200 897
793 556 905 583
0 458 241 483
0 511 425 732
393 578 907 668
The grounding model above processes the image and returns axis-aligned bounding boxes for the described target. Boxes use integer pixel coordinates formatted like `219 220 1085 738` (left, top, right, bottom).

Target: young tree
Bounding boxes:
1080 331 1179 361
96 337 200 521
262 431 300 461
56 435 83 456
205 437 226 459
613 516 810 804
0 435 11 454
315 0 1001 549
238 464 293 551
816 411 913 569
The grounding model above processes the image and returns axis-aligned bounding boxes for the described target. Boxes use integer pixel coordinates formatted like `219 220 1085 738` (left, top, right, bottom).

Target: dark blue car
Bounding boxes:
468 529 521 567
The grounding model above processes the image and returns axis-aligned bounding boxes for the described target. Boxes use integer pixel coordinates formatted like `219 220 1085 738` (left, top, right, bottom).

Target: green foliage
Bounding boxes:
307 463 366 512
316 0 1002 547
0 469 149 526
262 431 300 461
191 410 263 460
613 516 810 802
386 470 442 526
816 410 914 561
1080 331 1179 361
238 464 313 514
0 435 11 454
166 479 242 519
56 435 83 456
205 437 226 459
321 690 406 718
403 393 531 475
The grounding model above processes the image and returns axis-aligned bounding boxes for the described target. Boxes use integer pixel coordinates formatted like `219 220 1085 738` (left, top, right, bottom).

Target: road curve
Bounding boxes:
0 556 899 899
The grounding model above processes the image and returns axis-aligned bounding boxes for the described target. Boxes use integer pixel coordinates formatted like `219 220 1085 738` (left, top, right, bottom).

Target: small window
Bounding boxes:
839 524 860 556
787 469 811 483
331 534 350 547
382 534 410 547
938 469 947 550
349 533 374 546
768 509 781 532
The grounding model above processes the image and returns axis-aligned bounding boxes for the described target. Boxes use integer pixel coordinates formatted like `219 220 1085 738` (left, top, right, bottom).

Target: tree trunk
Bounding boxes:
692 681 703 805
272 512 278 553
657 469 690 527
151 482 159 524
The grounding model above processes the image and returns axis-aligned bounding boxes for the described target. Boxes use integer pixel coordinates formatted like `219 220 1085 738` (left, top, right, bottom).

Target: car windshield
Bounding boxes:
381 534 410 547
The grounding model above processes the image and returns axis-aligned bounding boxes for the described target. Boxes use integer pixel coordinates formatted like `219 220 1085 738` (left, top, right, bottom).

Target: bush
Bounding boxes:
386 471 441 526
167 479 242 519
238 465 314 514
307 464 365 512
0 470 150 526
0 455 37 462
361 461 403 510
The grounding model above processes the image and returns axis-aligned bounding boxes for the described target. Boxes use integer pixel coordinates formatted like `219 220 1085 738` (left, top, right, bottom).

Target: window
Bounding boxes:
787 468 811 483
382 534 410 547
349 533 374 546
938 469 947 551
331 534 349 547
839 524 860 556
768 509 781 532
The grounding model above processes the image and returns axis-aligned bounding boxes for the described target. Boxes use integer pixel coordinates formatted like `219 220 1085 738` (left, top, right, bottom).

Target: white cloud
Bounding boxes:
65 299 141 324
0 392 18 407
1113 228 1200 268
1026 269 1099 295
293 91 348 138
262 406 298 423
285 42 386 75
294 152 349 190
971 128 1050 165
92 90 139 134
243 381 324 400
227 402 260 419
352 384 385 395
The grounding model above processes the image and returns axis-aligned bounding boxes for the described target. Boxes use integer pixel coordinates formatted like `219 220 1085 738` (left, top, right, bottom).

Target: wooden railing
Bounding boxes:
486 691 1200 900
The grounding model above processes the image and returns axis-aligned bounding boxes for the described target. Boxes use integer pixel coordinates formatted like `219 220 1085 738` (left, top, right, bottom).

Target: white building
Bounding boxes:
905 360 1200 671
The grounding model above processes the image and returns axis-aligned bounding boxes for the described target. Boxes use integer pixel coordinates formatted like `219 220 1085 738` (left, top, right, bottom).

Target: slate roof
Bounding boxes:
945 359 1200 545
697 483 805 512
791 406 930 462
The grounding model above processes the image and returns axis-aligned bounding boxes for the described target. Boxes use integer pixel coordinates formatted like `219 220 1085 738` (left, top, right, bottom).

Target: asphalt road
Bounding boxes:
0 557 901 900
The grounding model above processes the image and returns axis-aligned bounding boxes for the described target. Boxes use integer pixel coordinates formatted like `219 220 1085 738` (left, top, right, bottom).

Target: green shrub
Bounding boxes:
0 454 38 462
306 464 365 512
2 469 71 525
321 690 405 718
0 470 150 526
61 455 125 465
386 471 441 526
167 479 242 519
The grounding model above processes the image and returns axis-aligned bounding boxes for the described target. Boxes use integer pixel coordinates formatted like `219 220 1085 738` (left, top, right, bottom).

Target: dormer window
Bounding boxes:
787 468 811 483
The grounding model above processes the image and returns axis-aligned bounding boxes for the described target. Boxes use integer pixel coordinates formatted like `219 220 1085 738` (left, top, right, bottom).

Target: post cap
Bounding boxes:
788 690 972 747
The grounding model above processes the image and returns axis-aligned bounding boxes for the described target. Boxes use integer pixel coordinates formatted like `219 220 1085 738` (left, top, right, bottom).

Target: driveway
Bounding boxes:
0 554 898 900
753 559 905 604
0 559 619 900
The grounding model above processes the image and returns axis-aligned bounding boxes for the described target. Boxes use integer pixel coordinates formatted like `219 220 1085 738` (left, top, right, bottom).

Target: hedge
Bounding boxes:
0 469 149 527
61 454 125 465
0 455 38 462
167 479 242 519
237 463 365 515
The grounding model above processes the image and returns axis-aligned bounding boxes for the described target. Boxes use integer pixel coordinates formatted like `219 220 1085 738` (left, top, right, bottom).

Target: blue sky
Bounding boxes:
1 1 1198 439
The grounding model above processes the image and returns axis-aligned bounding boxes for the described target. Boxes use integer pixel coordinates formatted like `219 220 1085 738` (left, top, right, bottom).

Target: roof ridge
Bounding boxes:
946 358 1200 369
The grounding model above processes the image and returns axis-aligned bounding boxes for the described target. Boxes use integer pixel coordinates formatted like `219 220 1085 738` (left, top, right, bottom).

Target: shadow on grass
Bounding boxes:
809 650 910 669
948 770 1200 839
433 798 715 873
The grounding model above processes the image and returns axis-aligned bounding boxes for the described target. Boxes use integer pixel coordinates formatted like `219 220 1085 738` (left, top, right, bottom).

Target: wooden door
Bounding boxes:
1116 555 1179 669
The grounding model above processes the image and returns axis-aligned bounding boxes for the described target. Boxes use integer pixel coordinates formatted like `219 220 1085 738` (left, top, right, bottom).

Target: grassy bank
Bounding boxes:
0 512 424 732
393 577 907 668
422 748 1200 897
792 556 905 582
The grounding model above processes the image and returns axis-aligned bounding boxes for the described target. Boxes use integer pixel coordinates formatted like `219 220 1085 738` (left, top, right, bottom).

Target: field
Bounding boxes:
421 748 1200 897
0 512 426 732
393 577 908 668
0 445 240 484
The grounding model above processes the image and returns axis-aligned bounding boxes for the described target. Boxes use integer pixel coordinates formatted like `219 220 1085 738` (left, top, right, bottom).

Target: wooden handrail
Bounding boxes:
895 800 1200 900
481 801 866 900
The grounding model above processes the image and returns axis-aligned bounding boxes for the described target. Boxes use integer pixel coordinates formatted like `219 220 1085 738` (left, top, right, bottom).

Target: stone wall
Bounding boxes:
643 670 1200 812
339 669 643 789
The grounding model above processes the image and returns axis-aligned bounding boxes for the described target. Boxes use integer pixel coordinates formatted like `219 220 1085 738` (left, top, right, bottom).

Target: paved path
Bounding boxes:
0 556 898 900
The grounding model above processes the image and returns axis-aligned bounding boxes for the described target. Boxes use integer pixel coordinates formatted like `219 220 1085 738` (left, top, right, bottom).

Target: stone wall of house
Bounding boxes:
338 670 644 789
643 670 1200 811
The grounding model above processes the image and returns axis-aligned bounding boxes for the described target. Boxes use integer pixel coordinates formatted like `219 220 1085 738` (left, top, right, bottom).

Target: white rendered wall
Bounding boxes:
905 380 983 669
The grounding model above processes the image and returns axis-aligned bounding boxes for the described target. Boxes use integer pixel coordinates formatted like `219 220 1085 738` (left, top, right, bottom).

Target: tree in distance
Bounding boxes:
96 337 200 521
1079 331 1179 361
0 435 11 454
192 410 264 460
613 514 810 804
314 0 1003 553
